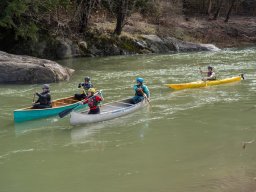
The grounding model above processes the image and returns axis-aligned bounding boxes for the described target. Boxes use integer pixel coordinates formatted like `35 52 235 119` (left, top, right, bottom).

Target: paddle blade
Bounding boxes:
59 104 79 118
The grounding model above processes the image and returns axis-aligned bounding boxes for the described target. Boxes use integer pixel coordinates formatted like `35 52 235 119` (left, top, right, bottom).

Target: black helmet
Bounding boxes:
208 66 213 70
84 76 90 81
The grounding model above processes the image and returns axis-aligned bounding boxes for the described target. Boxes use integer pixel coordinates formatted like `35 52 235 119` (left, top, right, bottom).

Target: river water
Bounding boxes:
0 48 256 192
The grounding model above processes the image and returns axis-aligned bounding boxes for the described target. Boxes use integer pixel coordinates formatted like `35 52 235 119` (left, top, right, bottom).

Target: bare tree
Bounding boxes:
213 0 223 20
225 0 236 22
76 0 97 33
207 0 213 16
103 0 136 35
114 0 129 35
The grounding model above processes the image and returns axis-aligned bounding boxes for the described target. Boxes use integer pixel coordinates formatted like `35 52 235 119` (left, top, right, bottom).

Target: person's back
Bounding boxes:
33 84 52 109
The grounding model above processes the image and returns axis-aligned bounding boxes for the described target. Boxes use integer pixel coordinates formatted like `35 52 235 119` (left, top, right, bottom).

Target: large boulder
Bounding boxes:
0 51 74 84
140 35 220 53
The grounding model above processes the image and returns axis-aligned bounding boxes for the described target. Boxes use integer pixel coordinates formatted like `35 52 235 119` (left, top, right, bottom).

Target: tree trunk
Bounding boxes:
182 0 189 15
225 0 236 22
207 0 212 16
78 0 95 33
213 0 223 20
114 0 128 35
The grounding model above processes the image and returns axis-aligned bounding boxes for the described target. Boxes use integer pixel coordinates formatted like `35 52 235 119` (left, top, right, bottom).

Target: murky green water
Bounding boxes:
1 48 256 192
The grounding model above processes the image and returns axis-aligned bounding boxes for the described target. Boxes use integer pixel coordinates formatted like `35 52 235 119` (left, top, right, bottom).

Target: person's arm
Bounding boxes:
133 85 138 92
34 98 39 103
95 95 103 102
36 92 42 97
200 69 208 74
143 86 150 98
47 94 51 104
80 98 88 105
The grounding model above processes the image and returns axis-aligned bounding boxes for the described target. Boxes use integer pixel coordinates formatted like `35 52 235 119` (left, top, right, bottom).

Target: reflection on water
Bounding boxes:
71 107 151 144
14 117 61 136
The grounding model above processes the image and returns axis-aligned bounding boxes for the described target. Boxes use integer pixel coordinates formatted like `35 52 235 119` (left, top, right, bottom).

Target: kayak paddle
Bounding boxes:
58 90 102 118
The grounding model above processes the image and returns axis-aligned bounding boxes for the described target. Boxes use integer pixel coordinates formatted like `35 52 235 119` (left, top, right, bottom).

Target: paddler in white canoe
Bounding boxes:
78 88 104 114
69 77 150 125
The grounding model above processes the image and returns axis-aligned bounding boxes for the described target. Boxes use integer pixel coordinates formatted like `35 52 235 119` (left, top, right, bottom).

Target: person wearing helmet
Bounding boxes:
79 88 103 114
200 66 216 81
132 77 150 104
32 84 52 109
74 76 93 100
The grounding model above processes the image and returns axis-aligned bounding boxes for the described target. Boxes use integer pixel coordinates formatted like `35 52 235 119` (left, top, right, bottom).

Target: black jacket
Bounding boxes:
36 91 51 106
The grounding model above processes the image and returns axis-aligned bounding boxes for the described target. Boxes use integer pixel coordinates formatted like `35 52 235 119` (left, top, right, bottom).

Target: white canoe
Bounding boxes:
70 98 148 125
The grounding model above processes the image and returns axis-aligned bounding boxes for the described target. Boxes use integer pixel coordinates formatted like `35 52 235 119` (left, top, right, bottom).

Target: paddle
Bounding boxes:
58 91 102 118
58 103 80 118
140 89 150 104
32 94 35 103
143 93 150 103
199 67 208 86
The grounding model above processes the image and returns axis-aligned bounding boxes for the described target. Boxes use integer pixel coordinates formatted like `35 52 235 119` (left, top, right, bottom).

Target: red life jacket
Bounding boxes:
87 95 101 110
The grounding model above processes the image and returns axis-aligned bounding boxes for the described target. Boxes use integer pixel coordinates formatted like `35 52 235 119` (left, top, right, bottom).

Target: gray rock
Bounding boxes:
140 35 220 53
56 38 72 59
55 38 83 59
0 51 74 84
141 35 170 53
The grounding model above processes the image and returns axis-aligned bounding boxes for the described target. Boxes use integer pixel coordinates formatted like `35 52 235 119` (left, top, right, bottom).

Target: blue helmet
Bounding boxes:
136 77 144 83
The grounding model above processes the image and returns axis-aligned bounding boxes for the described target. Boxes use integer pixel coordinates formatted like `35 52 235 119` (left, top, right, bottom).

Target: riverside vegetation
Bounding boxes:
0 0 256 60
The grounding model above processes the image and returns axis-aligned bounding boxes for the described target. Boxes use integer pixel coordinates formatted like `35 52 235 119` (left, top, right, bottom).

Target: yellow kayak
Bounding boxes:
165 74 244 90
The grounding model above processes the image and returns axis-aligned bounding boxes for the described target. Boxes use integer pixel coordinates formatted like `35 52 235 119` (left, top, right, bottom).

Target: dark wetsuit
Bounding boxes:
33 91 51 109
74 82 93 100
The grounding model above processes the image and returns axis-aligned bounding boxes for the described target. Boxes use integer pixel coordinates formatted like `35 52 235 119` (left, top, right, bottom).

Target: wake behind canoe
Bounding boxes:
14 96 86 122
165 75 244 90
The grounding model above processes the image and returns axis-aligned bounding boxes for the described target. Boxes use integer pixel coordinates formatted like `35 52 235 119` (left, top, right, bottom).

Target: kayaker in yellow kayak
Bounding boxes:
200 66 216 81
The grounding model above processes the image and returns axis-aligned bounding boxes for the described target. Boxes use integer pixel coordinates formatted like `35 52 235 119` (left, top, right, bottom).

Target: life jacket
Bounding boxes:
207 71 216 80
38 91 51 106
88 96 100 109
135 85 145 96
207 71 212 77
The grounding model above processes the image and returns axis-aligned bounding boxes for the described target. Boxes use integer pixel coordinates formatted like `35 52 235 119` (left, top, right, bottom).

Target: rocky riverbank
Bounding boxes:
16 33 220 60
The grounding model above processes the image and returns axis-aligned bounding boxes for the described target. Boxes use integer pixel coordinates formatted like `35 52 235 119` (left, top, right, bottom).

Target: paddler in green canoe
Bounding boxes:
32 84 52 109
74 76 93 100
200 66 216 81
